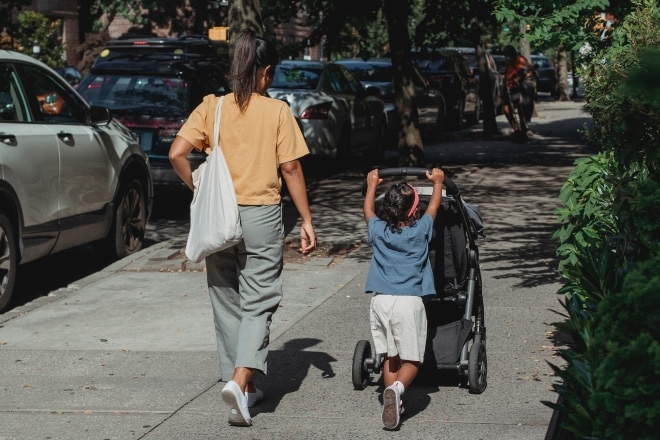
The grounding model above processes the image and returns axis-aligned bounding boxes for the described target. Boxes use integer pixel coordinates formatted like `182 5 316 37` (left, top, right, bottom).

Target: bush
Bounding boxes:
590 255 660 439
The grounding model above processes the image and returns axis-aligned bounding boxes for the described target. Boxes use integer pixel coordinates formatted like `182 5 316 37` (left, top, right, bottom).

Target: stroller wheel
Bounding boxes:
352 340 372 390
468 341 487 394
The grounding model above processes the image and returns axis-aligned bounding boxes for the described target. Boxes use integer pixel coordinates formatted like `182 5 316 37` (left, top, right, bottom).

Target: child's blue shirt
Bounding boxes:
365 214 436 297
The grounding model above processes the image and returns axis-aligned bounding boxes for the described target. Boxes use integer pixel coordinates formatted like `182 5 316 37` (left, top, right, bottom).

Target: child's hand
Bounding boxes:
426 167 444 185
366 169 383 189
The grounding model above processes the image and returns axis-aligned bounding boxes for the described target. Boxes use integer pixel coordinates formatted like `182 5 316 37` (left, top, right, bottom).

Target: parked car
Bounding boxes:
411 48 479 130
267 60 386 164
54 66 83 86
96 34 220 63
0 50 153 312
491 54 507 75
335 57 446 142
567 72 584 98
531 54 558 97
452 47 503 115
78 38 230 190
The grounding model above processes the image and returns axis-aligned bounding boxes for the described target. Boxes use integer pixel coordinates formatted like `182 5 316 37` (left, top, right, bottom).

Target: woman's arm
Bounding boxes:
280 159 316 255
169 136 196 190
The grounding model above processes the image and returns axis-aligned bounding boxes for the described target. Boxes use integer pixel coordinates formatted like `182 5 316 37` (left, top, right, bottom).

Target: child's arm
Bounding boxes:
424 168 445 221
363 169 383 223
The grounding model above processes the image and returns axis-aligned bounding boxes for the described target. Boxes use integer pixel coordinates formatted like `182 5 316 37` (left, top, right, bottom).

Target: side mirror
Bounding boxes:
89 105 112 126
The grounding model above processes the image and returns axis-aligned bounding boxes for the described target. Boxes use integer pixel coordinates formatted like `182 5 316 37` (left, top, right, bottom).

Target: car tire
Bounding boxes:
0 211 18 312
96 178 146 261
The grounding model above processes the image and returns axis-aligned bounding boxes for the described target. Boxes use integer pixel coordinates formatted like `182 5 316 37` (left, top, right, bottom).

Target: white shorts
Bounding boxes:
369 294 427 363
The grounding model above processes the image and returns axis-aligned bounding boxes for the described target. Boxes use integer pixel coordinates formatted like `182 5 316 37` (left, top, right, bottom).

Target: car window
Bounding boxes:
412 56 450 73
338 66 364 94
349 64 392 82
271 65 321 90
20 64 85 124
411 65 428 88
532 57 553 68
79 75 190 117
0 64 31 122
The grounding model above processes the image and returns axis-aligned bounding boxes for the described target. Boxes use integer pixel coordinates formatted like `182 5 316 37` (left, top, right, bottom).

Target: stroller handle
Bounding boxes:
361 167 459 197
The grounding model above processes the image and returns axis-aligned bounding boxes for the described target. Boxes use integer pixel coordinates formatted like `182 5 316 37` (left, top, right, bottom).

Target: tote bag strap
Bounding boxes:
212 95 224 151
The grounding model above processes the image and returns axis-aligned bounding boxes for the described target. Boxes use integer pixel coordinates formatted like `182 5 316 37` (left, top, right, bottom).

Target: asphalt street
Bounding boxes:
0 99 596 439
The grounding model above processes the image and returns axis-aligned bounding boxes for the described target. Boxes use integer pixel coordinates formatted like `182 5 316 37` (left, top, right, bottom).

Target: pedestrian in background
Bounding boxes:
501 45 536 141
362 168 444 430
169 30 316 427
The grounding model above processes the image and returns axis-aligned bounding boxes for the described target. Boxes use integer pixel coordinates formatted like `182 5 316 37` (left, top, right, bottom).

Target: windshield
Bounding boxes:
271 64 322 90
345 64 392 82
411 55 450 73
78 75 190 117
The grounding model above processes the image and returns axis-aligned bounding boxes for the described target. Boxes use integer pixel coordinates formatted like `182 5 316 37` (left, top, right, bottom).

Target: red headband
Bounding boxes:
406 183 419 217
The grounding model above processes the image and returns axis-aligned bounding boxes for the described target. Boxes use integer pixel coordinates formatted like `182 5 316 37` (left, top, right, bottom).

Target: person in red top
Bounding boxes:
501 45 536 141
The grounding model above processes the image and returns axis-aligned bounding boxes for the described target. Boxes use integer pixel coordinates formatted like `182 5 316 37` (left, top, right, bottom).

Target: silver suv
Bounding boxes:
0 50 153 312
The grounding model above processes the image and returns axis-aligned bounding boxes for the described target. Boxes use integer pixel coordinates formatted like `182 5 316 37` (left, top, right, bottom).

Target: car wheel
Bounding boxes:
97 179 146 261
0 211 17 312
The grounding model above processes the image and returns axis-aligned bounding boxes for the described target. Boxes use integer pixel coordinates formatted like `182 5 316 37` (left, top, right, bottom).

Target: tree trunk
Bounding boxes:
228 0 263 39
519 21 531 62
557 48 570 101
471 19 498 136
383 0 425 168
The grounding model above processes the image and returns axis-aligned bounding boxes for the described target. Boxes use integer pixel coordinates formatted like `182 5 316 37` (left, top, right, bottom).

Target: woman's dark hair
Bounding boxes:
379 182 417 232
227 30 279 112
503 45 517 60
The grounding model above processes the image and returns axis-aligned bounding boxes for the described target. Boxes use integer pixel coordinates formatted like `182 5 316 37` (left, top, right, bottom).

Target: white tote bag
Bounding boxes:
185 96 243 263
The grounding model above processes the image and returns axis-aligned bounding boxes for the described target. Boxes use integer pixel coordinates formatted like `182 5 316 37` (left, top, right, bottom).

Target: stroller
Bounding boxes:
352 167 487 394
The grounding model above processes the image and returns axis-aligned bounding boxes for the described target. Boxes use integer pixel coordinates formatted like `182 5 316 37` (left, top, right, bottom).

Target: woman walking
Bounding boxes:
169 30 316 427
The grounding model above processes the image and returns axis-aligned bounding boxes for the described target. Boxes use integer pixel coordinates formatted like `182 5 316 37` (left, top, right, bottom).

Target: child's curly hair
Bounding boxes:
378 182 418 232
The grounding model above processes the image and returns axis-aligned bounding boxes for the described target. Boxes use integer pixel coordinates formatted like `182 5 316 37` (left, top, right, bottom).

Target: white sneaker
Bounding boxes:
245 387 264 408
382 385 401 430
221 380 252 426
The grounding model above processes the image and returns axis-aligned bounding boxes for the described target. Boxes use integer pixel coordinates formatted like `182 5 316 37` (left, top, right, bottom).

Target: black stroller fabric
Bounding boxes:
424 317 474 365
433 199 468 288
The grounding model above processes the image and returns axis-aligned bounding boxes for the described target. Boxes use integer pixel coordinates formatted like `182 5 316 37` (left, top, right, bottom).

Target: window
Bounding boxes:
21 64 85 124
0 64 30 122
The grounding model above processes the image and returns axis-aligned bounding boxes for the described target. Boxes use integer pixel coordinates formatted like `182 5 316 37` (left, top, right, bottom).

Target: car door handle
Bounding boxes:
57 131 74 144
0 133 17 146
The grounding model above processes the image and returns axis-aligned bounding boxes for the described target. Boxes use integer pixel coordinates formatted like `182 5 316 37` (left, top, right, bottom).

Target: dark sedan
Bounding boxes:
335 58 446 142
411 48 479 130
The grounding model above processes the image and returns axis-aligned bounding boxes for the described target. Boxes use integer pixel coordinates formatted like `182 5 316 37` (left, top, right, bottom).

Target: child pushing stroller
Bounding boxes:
362 167 445 430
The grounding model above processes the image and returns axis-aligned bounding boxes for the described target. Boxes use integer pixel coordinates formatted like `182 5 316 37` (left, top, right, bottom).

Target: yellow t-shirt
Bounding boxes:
177 93 309 205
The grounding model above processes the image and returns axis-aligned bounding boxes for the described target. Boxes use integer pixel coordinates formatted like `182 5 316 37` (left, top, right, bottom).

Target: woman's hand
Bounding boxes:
300 221 316 255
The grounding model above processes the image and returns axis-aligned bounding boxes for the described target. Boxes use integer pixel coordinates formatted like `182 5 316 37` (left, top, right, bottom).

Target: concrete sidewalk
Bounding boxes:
0 99 592 439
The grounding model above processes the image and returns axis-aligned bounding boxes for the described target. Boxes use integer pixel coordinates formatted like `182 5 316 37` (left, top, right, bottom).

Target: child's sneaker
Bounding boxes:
382 385 401 430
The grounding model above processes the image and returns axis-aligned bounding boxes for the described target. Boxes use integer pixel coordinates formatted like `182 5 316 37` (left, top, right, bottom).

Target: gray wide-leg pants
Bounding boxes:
205 204 283 379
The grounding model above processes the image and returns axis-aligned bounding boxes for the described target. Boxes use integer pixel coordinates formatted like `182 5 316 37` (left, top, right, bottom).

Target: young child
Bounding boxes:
363 167 444 430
